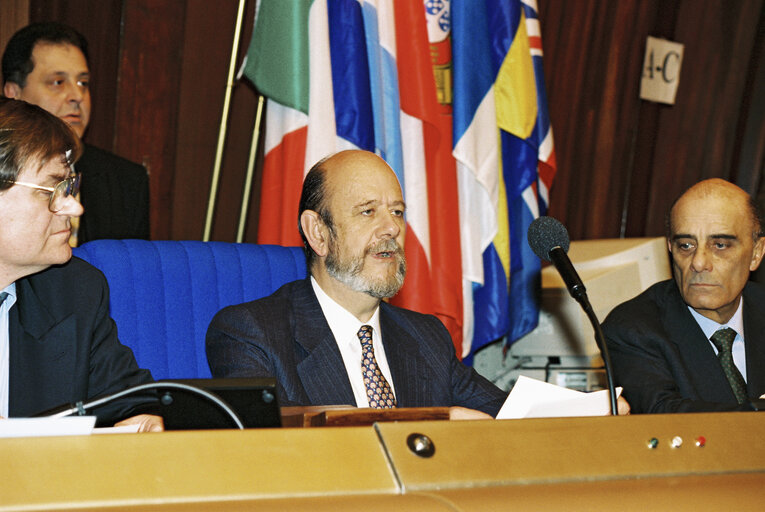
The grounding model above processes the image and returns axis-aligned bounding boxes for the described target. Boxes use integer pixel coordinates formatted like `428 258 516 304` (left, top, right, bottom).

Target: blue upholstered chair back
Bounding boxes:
72 240 306 380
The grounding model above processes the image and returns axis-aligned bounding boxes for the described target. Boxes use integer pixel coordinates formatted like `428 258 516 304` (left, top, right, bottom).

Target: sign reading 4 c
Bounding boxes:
640 36 684 105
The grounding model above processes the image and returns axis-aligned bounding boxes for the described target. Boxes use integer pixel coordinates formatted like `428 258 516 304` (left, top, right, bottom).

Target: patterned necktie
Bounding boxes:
357 325 396 408
0 292 7 307
709 327 748 404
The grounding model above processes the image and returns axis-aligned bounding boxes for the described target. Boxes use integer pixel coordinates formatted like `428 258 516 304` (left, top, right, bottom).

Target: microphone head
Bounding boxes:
527 216 571 262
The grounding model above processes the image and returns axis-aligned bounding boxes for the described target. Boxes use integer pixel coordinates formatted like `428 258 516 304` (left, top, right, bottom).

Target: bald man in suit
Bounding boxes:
604 179 765 413
207 150 506 417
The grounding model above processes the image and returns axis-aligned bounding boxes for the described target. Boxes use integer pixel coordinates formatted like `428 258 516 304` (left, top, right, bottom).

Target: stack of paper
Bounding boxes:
496 376 622 419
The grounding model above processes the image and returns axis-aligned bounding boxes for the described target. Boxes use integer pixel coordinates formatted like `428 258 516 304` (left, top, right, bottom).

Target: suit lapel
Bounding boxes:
9 278 78 416
743 284 765 397
661 283 739 403
290 280 356 406
380 304 429 408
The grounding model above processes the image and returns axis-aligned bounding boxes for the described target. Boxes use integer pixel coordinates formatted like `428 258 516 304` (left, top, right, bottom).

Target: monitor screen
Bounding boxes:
475 237 671 391
158 378 281 430
511 237 671 358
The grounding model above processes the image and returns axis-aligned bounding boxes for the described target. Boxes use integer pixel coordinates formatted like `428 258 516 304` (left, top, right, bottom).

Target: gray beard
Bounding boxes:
325 237 406 299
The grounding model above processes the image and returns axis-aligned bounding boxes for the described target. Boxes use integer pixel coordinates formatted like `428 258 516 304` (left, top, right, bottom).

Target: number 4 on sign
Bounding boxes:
640 36 684 105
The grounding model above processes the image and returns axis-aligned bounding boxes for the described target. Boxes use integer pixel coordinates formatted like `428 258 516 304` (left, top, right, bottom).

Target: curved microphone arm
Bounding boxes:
528 216 619 416
581 300 618 416
47 381 245 430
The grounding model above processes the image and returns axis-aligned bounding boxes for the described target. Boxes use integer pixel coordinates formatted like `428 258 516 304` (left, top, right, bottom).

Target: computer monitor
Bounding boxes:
475 237 671 391
511 236 671 357
159 378 281 430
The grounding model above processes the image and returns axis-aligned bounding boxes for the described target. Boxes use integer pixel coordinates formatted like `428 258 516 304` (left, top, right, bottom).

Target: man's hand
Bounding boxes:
114 414 164 432
448 406 493 420
616 396 631 415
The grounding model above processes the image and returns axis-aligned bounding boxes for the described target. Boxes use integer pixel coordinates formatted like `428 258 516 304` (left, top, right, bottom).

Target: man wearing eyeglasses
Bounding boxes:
2 21 149 245
0 97 162 431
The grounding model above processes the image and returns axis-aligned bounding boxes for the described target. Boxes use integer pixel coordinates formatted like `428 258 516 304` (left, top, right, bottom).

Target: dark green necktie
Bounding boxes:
709 327 747 404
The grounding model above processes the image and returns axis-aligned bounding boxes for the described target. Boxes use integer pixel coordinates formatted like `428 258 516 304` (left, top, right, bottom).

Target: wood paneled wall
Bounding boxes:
6 0 258 241
1 0 762 243
539 0 764 239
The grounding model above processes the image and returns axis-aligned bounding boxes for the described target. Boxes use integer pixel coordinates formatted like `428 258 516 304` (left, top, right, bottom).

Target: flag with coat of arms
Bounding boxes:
241 0 556 359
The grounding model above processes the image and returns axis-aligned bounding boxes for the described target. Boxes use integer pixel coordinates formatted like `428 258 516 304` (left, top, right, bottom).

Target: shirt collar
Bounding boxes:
1 282 17 310
688 296 745 341
310 276 381 339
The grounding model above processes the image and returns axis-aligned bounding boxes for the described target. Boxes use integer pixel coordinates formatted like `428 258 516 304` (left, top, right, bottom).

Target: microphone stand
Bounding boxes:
47 381 245 429
581 301 619 416
528 217 620 415
548 247 618 415
548 248 618 414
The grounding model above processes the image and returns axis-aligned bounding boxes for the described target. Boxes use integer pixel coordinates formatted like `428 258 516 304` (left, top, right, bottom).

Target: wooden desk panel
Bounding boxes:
1 427 397 510
37 494 456 512
429 473 765 512
281 406 450 427
375 412 765 490
2 412 764 511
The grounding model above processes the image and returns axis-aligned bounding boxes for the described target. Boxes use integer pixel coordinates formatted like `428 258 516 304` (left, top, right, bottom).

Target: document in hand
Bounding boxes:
496 376 622 419
0 416 96 438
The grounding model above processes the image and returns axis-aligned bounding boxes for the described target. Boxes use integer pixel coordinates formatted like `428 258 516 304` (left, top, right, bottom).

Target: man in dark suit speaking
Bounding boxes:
2 22 149 245
603 179 765 413
207 150 506 417
0 97 161 431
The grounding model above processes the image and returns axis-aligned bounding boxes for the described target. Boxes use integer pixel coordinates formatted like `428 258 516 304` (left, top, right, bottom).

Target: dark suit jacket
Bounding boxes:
603 279 765 413
206 279 506 416
8 257 155 425
76 143 150 244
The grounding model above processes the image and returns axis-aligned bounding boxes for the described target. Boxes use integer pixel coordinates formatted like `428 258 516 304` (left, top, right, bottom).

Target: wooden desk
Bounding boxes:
281 405 450 427
2 411 764 511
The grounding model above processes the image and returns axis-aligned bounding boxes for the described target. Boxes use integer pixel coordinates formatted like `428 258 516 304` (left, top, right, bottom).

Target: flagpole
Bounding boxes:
236 94 265 242
203 0 247 242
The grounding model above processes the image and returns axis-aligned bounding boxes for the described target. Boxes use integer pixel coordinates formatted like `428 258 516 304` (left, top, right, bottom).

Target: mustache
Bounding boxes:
367 238 403 256
687 275 716 285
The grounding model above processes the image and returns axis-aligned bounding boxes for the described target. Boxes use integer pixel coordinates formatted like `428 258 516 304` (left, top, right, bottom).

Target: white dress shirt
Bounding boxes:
0 283 18 417
310 276 397 407
689 298 747 381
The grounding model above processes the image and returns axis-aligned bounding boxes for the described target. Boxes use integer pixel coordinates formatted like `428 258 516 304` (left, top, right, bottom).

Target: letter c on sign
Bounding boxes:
662 51 680 83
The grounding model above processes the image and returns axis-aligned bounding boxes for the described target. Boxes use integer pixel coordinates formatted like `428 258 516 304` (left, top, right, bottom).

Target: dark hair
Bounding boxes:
298 156 335 268
2 22 89 87
750 197 765 239
0 97 82 188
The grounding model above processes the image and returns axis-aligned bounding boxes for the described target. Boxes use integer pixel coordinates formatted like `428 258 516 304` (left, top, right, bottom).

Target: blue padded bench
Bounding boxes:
73 240 306 380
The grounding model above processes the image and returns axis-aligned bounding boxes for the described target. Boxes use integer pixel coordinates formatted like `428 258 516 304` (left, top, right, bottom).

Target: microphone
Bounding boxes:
527 216 586 304
527 216 619 415
44 382 245 429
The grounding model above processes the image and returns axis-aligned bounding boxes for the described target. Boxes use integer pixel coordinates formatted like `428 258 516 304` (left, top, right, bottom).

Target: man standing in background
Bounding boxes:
2 21 149 245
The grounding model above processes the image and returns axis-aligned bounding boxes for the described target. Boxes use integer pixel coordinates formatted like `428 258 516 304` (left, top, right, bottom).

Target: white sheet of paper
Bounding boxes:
0 416 96 438
93 424 141 434
496 375 622 419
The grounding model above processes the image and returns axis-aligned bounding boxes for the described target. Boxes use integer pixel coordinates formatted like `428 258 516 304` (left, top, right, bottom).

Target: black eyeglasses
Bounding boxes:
4 173 82 212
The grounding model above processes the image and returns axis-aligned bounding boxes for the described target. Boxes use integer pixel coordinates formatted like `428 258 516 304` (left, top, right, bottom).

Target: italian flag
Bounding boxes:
241 0 466 356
